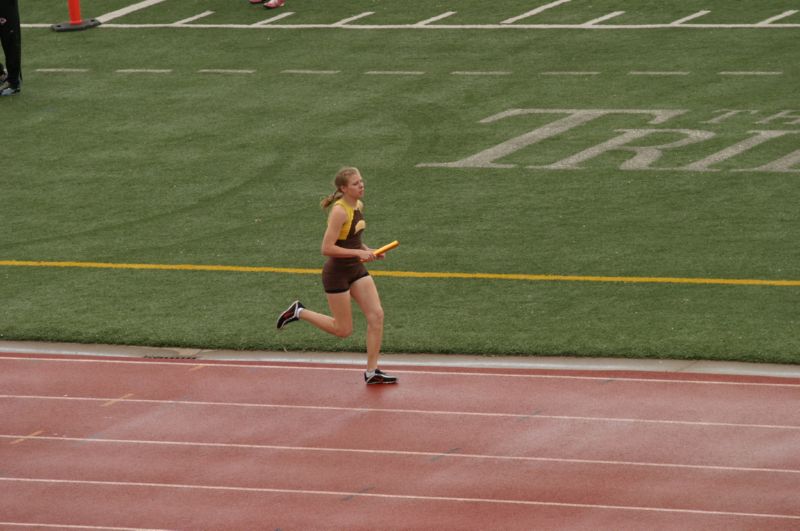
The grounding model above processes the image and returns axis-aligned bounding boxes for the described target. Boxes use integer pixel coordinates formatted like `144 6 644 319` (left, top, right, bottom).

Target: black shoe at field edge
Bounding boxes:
0 81 20 97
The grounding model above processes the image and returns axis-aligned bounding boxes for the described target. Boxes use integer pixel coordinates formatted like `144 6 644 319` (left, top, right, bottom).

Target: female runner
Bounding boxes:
276 167 397 384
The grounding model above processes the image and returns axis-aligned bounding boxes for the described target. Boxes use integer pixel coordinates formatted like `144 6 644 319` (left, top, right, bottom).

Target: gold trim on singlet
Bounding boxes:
335 199 365 241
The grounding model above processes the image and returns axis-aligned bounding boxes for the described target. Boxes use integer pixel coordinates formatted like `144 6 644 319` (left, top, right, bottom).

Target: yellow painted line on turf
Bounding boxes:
0 260 798 287
0 260 318 275
9 430 44 445
371 270 800 287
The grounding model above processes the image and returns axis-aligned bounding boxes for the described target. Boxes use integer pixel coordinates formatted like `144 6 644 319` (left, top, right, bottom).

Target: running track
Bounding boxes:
1 352 799 530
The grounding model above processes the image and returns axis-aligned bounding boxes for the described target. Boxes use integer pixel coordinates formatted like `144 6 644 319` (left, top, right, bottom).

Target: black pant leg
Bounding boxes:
0 0 21 86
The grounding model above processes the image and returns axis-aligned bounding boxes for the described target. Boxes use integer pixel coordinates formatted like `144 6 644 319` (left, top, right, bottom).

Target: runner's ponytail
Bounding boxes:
320 190 344 209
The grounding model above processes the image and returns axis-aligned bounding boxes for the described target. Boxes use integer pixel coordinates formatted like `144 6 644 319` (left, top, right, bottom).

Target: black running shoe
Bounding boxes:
276 300 304 329
365 369 398 385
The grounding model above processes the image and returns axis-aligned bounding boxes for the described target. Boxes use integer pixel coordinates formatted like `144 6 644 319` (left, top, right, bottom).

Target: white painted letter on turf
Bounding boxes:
538 129 715 170
744 147 800 172
756 110 800 126
681 130 799 171
417 109 685 169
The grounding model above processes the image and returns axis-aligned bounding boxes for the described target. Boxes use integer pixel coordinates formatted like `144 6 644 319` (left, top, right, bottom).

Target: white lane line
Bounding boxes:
415 11 457 26
582 11 625 26
364 70 425 75
3 394 799 430
115 69 172 74
719 71 783 76
8 430 44 445
281 69 339 75
35 68 89 73
100 393 134 408
96 0 168 23
4 434 798 475
3 478 800 520
758 10 798 25
501 0 572 24
629 71 690 76
198 69 256 74
451 71 512 76
251 12 295 26
172 11 214 26
332 12 374 26
0 523 168 531
670 11 710 25
2 356 798 388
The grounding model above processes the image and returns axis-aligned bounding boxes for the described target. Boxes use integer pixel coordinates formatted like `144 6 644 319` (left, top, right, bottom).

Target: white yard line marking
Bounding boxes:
415 12 457 26
719 71 783 76
582 11 625 27
2 356 798 388
3 434 798 475
758 10 798 25
501 0 572 24
3 478 800 520
173 11 214 26
364 70 425 75
57 22 800 30
198 69 255 74
35 68 89 73
629 71 690 76
251 12 295 26
96 0 168 24
332 12 375 26
541 71 600 76
115 69 172 74
670 11 710 26
281 69 340 75
3 394 799 430
451 71 512 76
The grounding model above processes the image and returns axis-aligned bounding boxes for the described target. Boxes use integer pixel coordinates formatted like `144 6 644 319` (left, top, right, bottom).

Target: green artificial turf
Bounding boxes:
2 1 799 363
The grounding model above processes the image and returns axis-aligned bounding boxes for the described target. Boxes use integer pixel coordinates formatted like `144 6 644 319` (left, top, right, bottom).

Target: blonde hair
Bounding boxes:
320 167 361 209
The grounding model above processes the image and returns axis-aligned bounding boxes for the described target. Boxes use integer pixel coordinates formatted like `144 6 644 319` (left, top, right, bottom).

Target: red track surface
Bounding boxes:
1 352 799 530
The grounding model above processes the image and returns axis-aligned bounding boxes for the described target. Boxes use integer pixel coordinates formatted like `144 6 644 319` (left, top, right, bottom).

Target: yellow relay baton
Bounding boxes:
374 240 399 256
362 240 399 261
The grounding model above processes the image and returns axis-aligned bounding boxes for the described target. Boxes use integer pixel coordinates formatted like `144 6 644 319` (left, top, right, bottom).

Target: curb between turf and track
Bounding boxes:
1 340 798 379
